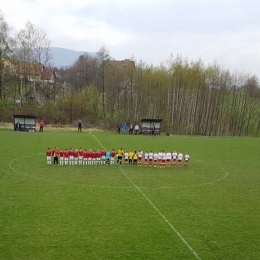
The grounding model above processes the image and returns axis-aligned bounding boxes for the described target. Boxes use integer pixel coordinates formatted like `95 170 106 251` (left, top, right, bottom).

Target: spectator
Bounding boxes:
39 120 45 132
78 120 82 132
151 123 156 136
129 123 133 134
123 122 128 134
134 124 139 135
117 122 121 133
15 121 21 131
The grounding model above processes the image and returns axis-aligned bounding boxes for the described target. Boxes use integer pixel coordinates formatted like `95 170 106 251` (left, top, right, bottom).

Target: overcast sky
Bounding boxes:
1 0 260 78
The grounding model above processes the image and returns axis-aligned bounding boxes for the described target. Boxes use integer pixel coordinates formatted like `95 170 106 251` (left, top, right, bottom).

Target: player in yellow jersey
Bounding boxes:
117 148 124 165
129 149 134 166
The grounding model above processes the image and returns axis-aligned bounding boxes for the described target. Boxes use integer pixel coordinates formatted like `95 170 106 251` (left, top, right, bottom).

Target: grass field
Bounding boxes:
0 129 259 260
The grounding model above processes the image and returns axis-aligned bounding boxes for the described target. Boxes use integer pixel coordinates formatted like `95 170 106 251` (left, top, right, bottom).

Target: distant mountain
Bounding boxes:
50 47 96 68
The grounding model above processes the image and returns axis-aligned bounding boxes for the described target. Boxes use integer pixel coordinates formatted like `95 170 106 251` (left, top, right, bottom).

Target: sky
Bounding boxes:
1 0 260 78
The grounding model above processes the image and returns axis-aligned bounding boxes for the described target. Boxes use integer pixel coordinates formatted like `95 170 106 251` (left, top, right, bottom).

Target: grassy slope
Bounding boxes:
0 130 259 259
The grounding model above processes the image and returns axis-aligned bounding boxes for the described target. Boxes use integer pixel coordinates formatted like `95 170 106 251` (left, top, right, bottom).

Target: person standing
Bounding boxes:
184 153 190 167
137 149 143 167
106 150 111 165
129 123 133 134
59 149 64 166
133 151 138 166
74 149 79 165
52 147 59 165
117 122 121 133
39 120 45 132
134 124 139 135
46 148 52 165
123 122 128 134
151 123 156 136
177 152 183 167
69 148 74 165
101 148 106 165
111 149 116 165
129 149 134 165
78 120 82 132
117 148 124 165
78 147 83 165
15 121 21 131
172 151 178 167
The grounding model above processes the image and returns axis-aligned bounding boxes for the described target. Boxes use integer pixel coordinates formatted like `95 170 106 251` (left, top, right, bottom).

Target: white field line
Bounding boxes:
8 154 133 189
92 134 202 260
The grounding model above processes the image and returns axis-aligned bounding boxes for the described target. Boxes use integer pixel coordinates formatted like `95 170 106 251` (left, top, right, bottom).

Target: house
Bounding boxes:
15 62 44 82
41 68 56 84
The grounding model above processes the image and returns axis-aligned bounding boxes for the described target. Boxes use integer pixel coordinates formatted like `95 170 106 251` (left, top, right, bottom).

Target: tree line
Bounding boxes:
0 10 260 136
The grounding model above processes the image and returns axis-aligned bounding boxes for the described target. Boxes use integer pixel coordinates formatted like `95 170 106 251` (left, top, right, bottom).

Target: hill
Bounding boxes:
50 47 96 68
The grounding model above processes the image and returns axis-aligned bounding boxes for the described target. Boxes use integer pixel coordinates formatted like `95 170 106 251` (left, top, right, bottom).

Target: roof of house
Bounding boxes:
41 68 56 81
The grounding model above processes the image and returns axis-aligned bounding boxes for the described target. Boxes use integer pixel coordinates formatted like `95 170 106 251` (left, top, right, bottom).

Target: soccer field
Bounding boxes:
0 130 259 260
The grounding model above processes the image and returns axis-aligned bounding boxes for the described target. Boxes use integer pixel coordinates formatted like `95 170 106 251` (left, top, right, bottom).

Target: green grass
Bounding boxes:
0 130 259 259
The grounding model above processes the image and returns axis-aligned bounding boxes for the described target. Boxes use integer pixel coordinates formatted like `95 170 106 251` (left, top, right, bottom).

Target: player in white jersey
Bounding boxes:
177 152 183 167
144 151 149 166
172 151 178 167
124 151 129 166
137 150 143 167
184 153 190 167
166 151 172 168
148 150 153 167
161 150 166 168
153 151 158 167
158 151 162 167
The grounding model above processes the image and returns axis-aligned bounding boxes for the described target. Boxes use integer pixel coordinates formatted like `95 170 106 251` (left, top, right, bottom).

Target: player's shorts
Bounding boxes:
79 156 83 160
167 159 170 162
124 159 128 162
101 156 105 160
185 159 189 162
178 159 182 162
118 156 122 160
173 158 177 162
138 157 142 161
60 157 64 161
69 156 74 160
145 158 148 162
47 156 51 161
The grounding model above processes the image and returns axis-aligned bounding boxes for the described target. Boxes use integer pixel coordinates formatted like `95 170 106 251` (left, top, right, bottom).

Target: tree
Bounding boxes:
0 11 14 99
97 46 111 118
14 21 52 105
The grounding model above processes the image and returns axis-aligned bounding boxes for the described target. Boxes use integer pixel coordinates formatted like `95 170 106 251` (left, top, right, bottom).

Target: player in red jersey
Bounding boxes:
83 149 88 165
64 149 69 165
69 148 74 165
78 147 83 165
96 150 101 165
92 150 97 165
46 148 51 165
87 149 92 165
110 149 116 165
59 149 64 166
74 149 79 165
101 149 106 165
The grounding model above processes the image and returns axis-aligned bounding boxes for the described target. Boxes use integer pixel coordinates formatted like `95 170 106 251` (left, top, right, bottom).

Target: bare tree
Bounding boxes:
0 11 14 99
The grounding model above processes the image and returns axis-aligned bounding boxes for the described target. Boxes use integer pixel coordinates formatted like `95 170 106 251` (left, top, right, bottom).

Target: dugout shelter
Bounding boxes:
140 119 163 135
13 114 36 131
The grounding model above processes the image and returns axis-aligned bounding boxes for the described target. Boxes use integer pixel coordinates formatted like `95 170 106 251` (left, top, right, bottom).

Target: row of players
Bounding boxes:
46 147 190 167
